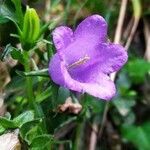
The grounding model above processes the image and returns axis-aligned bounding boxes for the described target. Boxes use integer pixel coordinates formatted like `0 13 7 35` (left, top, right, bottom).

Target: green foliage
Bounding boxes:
0 125 5 134
112 70 137 117
11 0 23 28
13 111 34 127
0 1 16 24
11 48 25 64
0 44 12 60
122 122 150 150
0 16 9 24
35 86 52 103
127 59 150 83
57 87 70 104
113 98 136 116
83 94 105 114
16 69 49 77
0 117 17 129
30 134 53 150
0 111 34 134
19 119 42 144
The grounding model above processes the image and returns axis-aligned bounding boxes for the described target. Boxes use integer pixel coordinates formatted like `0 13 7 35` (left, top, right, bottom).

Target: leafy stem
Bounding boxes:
23 51 35 109
22 51 47 133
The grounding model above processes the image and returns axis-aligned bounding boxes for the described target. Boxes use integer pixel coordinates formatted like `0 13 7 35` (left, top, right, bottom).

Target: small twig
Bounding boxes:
73 0 89 28
98 102 110 138
143 20 150 61
124 17 140 50
125 0 141 49
123 17 134 42
89 123 98 150
54 122 76 139
114 0 128 43
44 0 51 22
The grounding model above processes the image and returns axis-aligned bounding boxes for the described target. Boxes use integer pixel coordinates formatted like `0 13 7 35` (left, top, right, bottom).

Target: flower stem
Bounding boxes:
23 51 47 133
23 51 35 108
73 121 84 150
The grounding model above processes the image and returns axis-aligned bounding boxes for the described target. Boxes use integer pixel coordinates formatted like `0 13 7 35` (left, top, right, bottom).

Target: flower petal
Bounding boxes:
52 26 73 50
66 43 127 79
81 73 116 100
49 54 82 92
60 61 83 92
49 54 65 85
49 55 116 100
62 39 99 66
69 66 116 100
97 43 128 74
74 15 107 43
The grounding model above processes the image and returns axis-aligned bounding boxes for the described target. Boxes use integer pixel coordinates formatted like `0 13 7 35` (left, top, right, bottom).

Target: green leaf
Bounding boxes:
0 125 5 134
11 48 25 64
0 44 24 64
83 94 105 114
0 1 22 33
0 2 16 24
0 44 12 60
26 125 43 145
127 59 150 83
30 134 53 150
0 16 8 24
13 111 34 127
57 87 70 103
35 86 52 103
11 0 23 28
122 122 150 150
16 69 49 77
54 117 77 134
124 111 136 125
0 117 17 129
19 119 41 142
113 98 136 116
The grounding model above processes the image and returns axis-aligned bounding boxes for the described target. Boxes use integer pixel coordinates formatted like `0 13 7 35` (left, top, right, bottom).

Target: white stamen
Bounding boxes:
68 55 90 69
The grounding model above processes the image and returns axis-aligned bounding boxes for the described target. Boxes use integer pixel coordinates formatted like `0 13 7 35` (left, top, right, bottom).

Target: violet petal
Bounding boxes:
52 26 73 51
74 15 107 43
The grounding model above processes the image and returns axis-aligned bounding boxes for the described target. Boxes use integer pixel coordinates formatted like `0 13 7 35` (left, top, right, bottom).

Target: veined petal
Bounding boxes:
67 43 127 78
48 54 65 85
81 73 116 100
97 43 128 74
49 54 82 92
54 15 108 66
52 26 73 50
60 61 83 92
74 15 107 43
49 54 115 100
69 66 116 100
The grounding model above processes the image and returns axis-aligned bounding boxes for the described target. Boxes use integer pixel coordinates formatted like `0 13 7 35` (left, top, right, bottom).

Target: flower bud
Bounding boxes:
21 6 40 50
